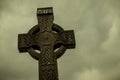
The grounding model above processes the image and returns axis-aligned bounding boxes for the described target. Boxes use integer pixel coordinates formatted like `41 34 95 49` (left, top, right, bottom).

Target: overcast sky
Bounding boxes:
0 0 120 80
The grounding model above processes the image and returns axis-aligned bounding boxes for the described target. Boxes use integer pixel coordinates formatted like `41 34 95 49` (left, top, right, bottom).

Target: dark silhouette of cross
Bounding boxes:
18 7 76 80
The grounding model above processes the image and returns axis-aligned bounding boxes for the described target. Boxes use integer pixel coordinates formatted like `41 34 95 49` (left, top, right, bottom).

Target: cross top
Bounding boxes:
18 7 76 80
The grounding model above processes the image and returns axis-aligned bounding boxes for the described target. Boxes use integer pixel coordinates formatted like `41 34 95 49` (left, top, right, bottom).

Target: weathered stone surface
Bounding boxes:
18 7 76 80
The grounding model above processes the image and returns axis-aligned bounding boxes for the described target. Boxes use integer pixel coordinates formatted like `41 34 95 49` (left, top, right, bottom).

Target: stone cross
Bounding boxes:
18 7 76 80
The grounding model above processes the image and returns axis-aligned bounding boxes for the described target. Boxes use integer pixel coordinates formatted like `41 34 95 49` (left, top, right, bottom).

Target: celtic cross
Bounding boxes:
18 7 76 80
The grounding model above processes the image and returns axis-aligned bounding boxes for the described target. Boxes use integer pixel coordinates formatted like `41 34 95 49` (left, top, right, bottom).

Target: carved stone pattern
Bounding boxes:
41 46 55 66
21 35 35 47
40 46 58 80
62 32 73 42
41 70 58 80
37 8 53 15
38 15 53 32
68 35 73 42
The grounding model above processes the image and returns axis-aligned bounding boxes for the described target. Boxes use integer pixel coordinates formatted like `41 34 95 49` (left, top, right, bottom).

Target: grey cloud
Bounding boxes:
0 0 120 80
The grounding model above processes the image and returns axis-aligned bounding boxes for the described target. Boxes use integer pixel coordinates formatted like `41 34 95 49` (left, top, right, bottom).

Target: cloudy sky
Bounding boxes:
0 0 120 80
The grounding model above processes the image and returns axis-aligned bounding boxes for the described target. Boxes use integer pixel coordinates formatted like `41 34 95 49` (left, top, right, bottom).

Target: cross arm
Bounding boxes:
18 34 36 53
61 30 76 49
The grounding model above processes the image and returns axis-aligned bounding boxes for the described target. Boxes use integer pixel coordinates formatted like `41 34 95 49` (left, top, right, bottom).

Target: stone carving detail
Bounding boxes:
61 30 75 49
41 47 55 66
38 16 53 32
18 34 36 52
40 46 58 80
41 70 57 80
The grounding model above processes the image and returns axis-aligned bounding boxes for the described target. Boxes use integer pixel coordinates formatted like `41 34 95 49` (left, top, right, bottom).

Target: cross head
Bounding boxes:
18 7 76 80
